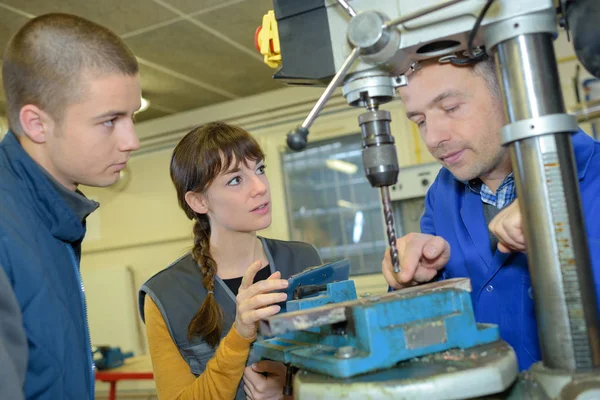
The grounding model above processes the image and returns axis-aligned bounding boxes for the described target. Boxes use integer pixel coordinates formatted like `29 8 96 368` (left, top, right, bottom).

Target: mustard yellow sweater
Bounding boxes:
144 297 253 400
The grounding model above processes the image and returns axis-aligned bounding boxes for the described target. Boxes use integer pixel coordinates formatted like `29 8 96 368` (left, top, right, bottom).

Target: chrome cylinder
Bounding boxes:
495 33 600 370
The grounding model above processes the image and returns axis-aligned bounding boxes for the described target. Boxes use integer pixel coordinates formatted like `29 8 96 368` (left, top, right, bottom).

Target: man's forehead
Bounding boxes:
400 66 471 105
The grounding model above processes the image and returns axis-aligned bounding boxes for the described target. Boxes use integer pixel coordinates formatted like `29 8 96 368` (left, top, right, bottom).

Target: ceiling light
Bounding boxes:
337 199 355 209
325 159 358 175
353 211 364 244
136 97 151 114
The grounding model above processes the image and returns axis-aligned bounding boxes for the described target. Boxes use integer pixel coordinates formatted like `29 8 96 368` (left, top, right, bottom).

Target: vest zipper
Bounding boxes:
66 245 95 399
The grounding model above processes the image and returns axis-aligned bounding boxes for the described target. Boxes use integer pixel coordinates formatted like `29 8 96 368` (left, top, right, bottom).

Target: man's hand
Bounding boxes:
243 360 289 400
488 199 526 253
382 233 450 290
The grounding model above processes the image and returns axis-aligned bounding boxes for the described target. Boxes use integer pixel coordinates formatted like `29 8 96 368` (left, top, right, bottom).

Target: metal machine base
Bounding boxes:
508 362 600 400
294 341 518 400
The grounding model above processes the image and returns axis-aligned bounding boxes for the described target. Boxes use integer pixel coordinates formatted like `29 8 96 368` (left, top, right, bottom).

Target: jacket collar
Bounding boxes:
0 131 86 243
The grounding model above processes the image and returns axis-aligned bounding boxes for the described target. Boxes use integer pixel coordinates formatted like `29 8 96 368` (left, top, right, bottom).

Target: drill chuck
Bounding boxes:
359 109 399 187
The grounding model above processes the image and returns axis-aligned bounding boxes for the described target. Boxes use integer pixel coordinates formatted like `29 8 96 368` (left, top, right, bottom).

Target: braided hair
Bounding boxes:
169 122 264 346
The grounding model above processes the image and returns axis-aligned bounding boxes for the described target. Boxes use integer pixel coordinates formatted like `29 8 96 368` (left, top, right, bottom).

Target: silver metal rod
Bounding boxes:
383 0 466 29
495 33 600 371
336 0 357 18
301 47 361 130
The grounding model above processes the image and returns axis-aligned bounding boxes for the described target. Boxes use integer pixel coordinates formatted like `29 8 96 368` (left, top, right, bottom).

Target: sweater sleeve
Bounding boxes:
144 297 252 400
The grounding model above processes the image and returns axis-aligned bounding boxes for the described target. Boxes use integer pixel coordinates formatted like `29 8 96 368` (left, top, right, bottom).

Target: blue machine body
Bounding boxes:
254 279 499 378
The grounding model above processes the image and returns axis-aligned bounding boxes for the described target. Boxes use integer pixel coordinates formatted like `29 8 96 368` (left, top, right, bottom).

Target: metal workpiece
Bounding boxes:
294 341 518 400
493 32 600 370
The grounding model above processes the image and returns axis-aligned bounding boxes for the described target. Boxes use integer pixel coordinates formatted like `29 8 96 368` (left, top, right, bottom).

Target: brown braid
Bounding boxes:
169 122 264 347
187 216 223 346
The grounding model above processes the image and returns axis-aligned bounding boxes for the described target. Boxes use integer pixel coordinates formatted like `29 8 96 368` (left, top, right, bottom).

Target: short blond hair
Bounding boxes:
2 13 139 134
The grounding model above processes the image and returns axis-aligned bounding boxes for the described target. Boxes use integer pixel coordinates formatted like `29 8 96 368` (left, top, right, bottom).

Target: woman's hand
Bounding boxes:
233 260 289 340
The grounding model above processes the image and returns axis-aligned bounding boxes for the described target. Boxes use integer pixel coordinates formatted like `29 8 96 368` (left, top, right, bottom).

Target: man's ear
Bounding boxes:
19 104 54 144
185 191 209 215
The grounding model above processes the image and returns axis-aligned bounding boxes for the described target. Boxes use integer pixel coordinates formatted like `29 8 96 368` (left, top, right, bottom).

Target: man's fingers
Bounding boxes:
382 261 403 289
412 266 440 283
240 260 263 291
497 242 512 253
495 219 527 253
422 236 448 261
382 234 447 287
399 236 430 283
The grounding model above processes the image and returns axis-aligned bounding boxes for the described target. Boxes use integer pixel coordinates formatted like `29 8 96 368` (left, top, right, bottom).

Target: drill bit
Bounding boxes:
380 186 400 273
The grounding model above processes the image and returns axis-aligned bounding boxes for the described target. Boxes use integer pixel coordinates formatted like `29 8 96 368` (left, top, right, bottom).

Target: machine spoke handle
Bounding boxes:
287 47 361 151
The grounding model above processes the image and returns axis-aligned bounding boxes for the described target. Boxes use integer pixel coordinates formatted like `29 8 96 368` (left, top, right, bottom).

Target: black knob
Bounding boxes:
421 178 429 186
286 127 309 151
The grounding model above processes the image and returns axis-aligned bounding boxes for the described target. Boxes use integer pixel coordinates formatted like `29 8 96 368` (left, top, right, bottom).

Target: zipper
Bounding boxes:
66 245 95 399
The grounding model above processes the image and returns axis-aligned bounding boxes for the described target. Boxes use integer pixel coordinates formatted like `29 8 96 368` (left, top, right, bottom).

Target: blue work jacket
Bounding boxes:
422 130 600 371
0 132 94 399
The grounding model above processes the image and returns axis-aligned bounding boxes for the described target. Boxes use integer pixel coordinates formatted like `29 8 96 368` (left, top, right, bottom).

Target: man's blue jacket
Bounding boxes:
0 132 94 399
422 130 600 371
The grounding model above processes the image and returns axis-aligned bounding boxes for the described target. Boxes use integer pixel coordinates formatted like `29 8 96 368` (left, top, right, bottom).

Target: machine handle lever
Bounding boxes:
287 46 361 151
336 0 357 17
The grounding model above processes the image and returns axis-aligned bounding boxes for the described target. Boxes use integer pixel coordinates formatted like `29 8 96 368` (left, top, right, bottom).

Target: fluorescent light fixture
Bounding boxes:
337 199 355 209
353 211 364 244
136 97 151 114
325 159 358 175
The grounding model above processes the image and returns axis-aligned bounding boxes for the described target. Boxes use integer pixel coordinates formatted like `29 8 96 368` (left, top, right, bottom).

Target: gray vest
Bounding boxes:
139 237 322 400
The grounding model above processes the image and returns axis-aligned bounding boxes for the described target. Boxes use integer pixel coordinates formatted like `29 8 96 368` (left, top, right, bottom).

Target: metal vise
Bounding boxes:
255 278 506 379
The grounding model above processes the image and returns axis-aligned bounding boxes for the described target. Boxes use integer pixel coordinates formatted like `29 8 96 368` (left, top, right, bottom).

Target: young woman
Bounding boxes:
139 122 322 400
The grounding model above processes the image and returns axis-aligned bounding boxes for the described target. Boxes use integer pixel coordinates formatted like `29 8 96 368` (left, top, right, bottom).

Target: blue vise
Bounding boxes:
254 277 499 378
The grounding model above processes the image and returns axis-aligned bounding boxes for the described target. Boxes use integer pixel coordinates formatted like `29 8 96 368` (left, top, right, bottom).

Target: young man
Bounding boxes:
0 14 141 399
381 56 600 370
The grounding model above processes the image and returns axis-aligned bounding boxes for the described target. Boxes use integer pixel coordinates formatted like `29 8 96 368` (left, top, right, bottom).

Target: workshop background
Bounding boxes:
0 1 596 399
